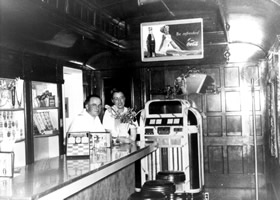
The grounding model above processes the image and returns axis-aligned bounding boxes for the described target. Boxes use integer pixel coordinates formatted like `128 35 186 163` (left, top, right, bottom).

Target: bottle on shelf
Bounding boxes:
146 26 156 57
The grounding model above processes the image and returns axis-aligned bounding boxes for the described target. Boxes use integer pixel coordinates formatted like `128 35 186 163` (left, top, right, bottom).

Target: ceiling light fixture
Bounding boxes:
84 64 96 71
137 0 160 6
69 60 83 65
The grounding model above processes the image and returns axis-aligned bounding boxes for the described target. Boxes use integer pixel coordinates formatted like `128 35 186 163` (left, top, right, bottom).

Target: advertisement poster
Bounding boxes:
141 18 203 62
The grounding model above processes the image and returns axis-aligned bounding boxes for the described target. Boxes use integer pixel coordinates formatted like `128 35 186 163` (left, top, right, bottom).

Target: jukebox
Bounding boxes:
140 99 204 194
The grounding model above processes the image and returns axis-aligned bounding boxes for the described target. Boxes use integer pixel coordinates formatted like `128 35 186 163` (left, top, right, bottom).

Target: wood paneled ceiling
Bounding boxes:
1 0 280 69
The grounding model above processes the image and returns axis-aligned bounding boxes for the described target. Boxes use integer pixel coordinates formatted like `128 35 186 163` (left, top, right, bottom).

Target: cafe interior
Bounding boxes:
1 0 280 199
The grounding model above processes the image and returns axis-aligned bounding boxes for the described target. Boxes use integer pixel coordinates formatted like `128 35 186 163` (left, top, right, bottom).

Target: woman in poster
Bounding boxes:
158 25 184 56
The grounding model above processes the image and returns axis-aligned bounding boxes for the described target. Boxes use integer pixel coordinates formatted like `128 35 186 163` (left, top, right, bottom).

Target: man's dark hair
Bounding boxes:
84 94 101 108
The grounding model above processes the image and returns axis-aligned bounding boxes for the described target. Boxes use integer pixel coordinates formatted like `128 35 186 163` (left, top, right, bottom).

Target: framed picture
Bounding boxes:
140 18 203 62
0 152 14 177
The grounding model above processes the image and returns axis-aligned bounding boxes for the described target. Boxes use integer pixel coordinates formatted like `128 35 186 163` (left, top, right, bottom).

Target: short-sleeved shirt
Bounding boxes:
67 109 105 133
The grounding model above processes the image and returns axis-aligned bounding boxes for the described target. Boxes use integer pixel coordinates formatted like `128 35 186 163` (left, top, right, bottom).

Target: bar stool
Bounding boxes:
141 180 176 200
128 191 167 200
156 171 186 193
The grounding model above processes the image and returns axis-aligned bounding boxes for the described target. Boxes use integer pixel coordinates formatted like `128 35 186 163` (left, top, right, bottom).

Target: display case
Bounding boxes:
32 81 60 161
0 78 26 167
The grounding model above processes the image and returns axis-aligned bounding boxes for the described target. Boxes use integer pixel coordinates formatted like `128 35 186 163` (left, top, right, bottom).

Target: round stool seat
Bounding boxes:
156 171 186 193
142 180 176 196
128 191 166 200
156 171 186 183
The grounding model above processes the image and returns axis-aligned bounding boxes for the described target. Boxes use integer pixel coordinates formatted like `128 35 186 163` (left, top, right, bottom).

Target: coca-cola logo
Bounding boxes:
186 38 198 47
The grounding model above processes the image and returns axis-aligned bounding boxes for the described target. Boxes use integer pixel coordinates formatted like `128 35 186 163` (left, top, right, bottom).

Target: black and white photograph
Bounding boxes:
1 0 280 199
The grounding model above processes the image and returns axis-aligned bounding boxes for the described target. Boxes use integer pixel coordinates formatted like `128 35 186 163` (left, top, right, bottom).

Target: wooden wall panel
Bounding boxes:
227 146 244 174
151 70 165 92
207 116 222 136
206 93 222 112
242 65 260 86
247 90 261 111
226 116 242 136
248 145 265 174
225 91 241 111
0 48 24 78
225 67 240 87
208 146 224 174
249 115 262 136
164 69 181 86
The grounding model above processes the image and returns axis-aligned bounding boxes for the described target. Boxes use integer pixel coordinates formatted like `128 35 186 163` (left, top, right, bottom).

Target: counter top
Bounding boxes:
0 141 157 200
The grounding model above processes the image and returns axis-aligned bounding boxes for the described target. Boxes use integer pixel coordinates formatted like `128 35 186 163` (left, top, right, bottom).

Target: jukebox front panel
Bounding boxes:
140 99 204 194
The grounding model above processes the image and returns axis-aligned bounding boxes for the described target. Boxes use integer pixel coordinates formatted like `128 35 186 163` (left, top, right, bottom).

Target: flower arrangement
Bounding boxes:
105 105 139 125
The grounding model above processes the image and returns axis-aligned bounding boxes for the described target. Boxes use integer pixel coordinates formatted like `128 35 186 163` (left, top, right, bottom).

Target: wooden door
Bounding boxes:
203 62 267 199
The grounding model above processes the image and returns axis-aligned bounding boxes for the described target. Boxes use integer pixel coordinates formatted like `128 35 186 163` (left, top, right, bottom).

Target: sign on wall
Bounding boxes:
0 152 14 177
140 18 203 62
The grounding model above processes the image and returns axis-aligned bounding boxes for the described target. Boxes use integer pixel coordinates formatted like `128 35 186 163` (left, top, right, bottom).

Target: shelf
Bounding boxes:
33 107 59 110
0 108 25 111
15 138 25 143
34 132 59 138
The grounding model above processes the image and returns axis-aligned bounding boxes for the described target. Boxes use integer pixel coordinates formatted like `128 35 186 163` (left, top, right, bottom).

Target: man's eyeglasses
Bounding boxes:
88 104 102 109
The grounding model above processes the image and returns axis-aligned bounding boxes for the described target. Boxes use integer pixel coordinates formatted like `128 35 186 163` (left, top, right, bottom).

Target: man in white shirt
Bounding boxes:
68 94 105 132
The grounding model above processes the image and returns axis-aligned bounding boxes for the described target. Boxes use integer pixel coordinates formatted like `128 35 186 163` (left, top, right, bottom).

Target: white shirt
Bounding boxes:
103 106 138 138
68 109 105 133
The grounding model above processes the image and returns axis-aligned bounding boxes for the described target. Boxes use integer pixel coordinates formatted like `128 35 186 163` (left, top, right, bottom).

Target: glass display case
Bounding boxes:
32 81 60 161
0 78 25 167
32 81 59 135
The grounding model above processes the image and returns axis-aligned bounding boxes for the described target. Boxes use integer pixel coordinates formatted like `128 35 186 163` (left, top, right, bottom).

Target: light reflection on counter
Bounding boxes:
66 144 134 178
0 141 156 200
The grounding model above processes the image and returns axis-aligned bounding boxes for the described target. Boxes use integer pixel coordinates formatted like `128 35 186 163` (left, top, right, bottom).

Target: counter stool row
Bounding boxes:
128 171 188 200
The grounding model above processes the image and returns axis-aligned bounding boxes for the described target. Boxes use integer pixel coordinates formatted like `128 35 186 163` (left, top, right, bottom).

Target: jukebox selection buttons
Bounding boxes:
167 119 173 124
173 118 180 124
147 118 183 126
156 119 162 124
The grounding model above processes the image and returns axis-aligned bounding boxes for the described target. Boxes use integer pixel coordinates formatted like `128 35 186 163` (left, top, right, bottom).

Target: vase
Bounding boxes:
116 123 129 137
129 126 137 141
